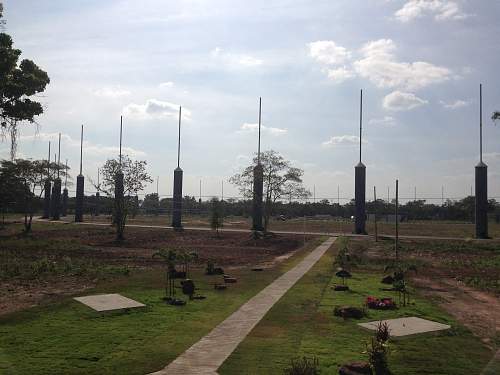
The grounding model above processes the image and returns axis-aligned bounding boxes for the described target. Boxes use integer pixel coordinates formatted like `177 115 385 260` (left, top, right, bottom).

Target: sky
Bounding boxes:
1 0 500 203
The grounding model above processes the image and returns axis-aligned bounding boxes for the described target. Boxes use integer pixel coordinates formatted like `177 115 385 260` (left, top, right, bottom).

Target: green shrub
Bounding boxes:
283 356 320 375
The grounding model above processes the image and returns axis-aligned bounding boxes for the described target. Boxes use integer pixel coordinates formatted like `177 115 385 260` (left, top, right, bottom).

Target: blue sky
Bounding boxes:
2 0 500 202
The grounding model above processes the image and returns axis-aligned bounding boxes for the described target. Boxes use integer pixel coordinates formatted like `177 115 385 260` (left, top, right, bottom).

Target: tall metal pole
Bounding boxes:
119 116 123 168
221 180 224 201
337 185 340 205
57 133 61 178
374 186 378 242
258 97 262 164
42 141 52 219
64 159 68 188
252 97 264 232
354 89 367 234
387 186 389 203
359 89 363 163
47 141 51 176
79 125 83 175
172 106 184 229
75 125 85 222
395 179 399 261
475 83 488 238
199 179 202 202
61 158 69 217
177 106 181 168
480 84 483 163
414 186 416 201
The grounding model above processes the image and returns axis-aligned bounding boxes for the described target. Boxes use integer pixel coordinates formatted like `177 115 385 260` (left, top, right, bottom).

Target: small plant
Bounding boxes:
384 262 417 306
365 322 391 375
283 356 320 375
210 197 224 236
375 321 390 343
153 248 179 299
334 236 351 269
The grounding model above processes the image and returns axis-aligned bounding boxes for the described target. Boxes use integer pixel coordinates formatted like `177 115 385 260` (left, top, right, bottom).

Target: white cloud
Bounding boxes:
239 122 287 136
93 87 131 98
159 81 174 88
383 91 428 111
19 132 146 158
395 0 469 22
122 99 191 121
308 41 351 65
322 135 367 147
309 38 452 90
440 99 470 109
210 47 263 67
369 116 396 126
326 67 355 83
354 39 451 90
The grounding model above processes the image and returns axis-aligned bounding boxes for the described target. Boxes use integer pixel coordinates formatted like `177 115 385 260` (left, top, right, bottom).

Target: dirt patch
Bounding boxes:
411 271 500 348
0 224 314 316
0 277 95 316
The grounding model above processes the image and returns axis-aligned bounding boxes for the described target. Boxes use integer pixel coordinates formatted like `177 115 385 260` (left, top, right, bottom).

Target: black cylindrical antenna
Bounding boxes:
479 83 483 163
258 97 262 164
359 89 363 163
119 116 123 167
47 141 51 177
79 125 83 175
177 106 181 168
57 133 61 178
97 167 100 188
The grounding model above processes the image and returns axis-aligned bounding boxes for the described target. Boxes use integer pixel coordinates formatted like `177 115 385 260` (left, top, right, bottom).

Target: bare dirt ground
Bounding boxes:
0 223 313 316
0 277 95 316
412 272 499 346
353 237 500 348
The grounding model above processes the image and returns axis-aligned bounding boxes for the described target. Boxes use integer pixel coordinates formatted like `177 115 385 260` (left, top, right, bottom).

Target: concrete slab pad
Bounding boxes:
74 293 145 312
358 317 450 337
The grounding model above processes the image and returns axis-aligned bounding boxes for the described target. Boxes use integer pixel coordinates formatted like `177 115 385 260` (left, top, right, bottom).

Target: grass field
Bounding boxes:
0 236 324 375
219 240 494 374
3 212 500 239
17 213 499 239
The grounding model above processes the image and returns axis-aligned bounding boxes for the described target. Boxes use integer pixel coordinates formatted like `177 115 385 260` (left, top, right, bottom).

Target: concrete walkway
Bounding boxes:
149 236 337 375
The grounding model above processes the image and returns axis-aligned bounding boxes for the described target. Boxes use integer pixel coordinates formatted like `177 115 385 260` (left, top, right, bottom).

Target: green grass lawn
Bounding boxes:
219 242 493 375
0 237 324 375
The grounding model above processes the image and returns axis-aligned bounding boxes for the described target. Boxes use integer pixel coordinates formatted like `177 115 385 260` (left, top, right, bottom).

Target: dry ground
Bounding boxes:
0 222 312 316
350 237 500 347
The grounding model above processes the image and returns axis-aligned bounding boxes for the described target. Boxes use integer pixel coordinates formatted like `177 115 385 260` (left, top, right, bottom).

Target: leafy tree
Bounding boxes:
98 155 152 240
141 192 160 215
0 158 68 232
210 197 224 236
0 7 50 159
230 150 310 231
98 155 152 196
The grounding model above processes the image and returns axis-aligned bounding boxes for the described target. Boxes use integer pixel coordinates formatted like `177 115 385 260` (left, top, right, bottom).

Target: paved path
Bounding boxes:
148 236 337 375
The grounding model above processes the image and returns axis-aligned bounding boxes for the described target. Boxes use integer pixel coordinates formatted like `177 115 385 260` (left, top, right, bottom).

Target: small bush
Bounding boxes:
283 356 320 375
366 321 391 375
